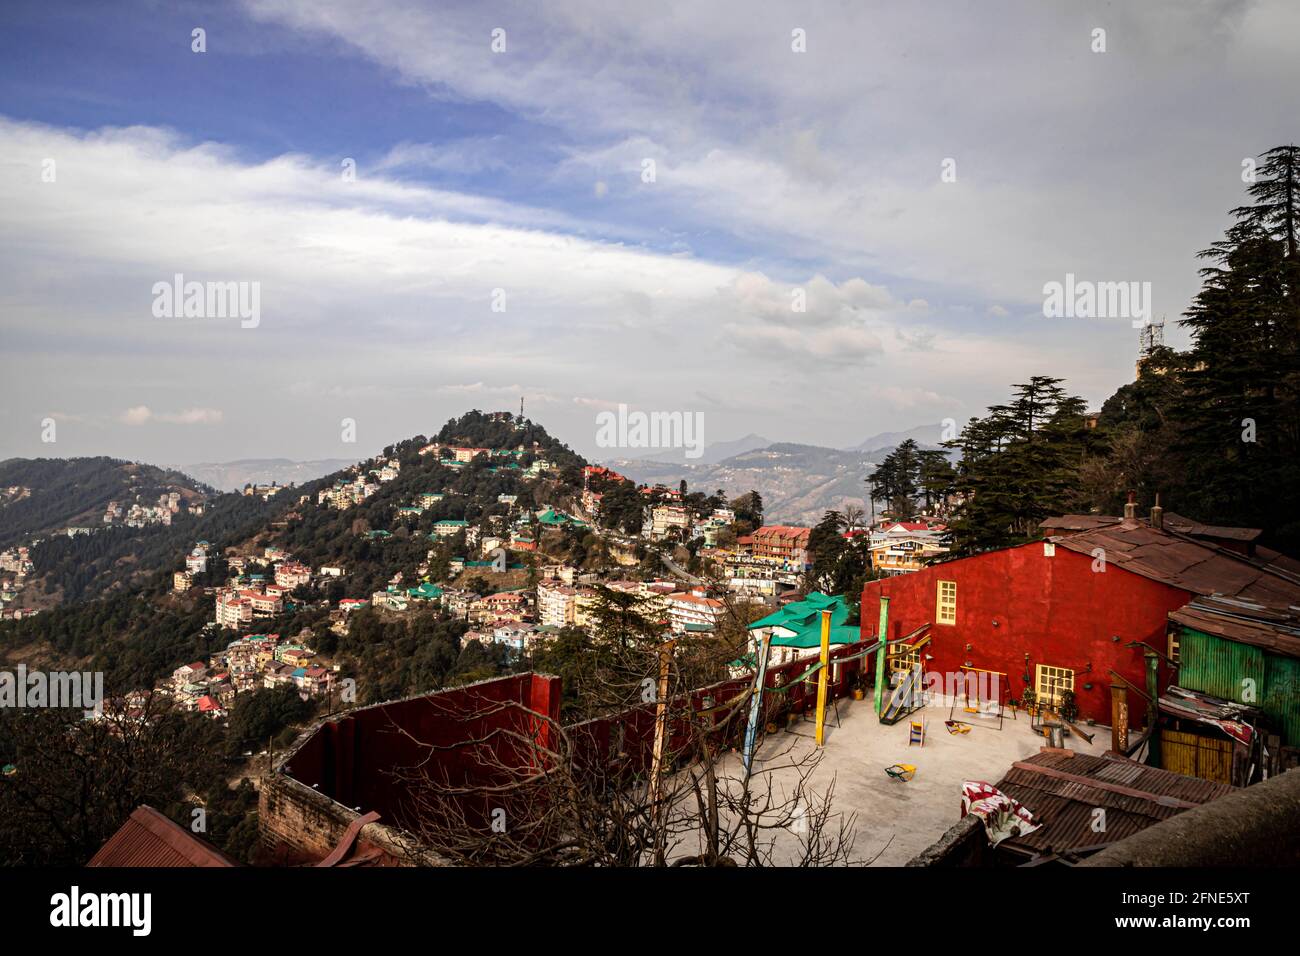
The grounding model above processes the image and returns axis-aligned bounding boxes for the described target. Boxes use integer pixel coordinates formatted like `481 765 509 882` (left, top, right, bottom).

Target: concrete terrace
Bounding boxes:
690 696 1111 866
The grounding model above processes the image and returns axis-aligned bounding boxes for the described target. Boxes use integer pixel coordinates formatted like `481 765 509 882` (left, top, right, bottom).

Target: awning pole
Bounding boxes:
815 610 831 746
873 597 890 716
742 632 771 775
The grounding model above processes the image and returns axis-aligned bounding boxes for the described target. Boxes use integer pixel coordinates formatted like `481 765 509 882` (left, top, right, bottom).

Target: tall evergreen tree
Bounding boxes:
1174 144 1300 546
944 378 1090 554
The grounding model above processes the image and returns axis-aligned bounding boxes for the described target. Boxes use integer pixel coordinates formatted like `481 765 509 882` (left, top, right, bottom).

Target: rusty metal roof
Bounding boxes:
995 751 1233 856
1161 512 1262 542
1171 598 1300 658
87 805 239 867
1042 512 1266 543
1050 520 1300 608
1039 515 1121 532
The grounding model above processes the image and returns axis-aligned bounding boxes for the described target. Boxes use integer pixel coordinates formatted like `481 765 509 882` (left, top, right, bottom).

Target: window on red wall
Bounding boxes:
936 581 956 625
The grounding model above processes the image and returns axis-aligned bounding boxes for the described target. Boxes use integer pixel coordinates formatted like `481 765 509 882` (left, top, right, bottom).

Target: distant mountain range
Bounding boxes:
616 432 774 466
604 423 951 525
180 458 357 493
852 422 949 454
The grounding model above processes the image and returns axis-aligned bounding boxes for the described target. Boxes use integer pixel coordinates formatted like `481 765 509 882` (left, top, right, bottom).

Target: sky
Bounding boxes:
1 0 1298 468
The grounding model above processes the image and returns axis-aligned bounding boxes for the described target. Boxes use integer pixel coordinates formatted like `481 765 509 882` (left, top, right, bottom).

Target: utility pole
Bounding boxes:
648 638 677 807
649 637 677 867
815 610 832 746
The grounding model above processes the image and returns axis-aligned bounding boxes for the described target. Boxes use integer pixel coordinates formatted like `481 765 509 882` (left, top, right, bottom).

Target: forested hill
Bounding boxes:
0 412 593 689
0 457 209 550
251 413 590 599
433 410 587 472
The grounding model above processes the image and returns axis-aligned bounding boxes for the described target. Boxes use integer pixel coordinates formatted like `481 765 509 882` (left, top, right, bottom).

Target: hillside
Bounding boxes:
610 442 877 525
607 423 958 524
0 411 594 691
616 433 773 466
0 457 209 550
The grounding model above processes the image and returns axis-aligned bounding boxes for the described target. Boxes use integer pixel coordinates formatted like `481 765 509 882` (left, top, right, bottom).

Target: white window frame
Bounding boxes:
936 580 957 625
1035 664 1075 708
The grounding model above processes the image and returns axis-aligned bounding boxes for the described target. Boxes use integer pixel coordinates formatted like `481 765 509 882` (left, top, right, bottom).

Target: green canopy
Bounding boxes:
747 592 859 648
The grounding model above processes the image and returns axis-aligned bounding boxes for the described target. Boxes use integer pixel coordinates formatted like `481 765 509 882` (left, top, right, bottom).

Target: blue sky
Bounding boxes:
2 0 1298 467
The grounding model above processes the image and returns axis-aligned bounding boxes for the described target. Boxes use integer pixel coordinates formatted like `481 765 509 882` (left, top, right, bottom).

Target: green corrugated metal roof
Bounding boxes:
1178 625 1300 747
771 624 861 649
748 592 849 632
745 592 859 649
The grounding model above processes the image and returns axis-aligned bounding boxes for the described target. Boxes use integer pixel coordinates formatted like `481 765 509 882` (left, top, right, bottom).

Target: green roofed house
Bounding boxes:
536 508 589 529
366 529 392 540
408 582 444 601
431 520 470 538
398 506 425 516
747 592 860 666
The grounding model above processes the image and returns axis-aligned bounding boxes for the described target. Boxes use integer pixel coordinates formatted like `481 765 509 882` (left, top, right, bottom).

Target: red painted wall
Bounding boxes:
860 542 1191 728
283 673 561 829
563 643 870 791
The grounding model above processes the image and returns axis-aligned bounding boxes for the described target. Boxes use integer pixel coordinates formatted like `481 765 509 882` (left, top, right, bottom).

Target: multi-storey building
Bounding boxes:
537 583 577 628
644 504 692 541
666 591 724 634
275 562 313 589
751 525 813 569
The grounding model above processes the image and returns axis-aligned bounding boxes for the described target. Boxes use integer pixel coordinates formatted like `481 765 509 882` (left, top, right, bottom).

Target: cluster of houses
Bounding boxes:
210 546 326 626
537 576 724 635
315 452 406 510
690 518 951 602
417 441 559 479
103 490 203 528
0 545 39 620
164 633 338 718
172 541 213 592
0 545 32 578
242 482 286 500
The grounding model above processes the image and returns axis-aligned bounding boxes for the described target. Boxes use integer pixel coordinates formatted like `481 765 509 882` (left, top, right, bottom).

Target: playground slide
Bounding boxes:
880 665 923 725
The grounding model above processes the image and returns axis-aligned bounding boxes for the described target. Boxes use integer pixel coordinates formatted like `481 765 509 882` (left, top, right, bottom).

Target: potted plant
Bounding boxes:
1059 689 1078 724
1020 687 1038 717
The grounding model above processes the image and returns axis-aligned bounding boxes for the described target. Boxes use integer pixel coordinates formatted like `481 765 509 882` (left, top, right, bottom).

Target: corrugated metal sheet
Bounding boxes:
1051 521 1300 607
1161 729 1234 784
1170 599 1300 658
993 751 1232 855
1179 628 1265 703
1180 627 1300 746
1266 655 1300 746
87 806 238 867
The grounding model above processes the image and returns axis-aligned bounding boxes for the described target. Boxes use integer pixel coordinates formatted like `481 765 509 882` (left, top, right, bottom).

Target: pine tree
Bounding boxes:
1175 144 1300 546
944 379 1090 554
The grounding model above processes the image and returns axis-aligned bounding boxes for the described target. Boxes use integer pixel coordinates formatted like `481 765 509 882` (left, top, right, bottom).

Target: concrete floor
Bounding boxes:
698 696 1111 866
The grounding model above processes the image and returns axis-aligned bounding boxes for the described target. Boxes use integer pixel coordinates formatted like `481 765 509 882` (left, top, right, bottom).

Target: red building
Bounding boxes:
859 507 1300 730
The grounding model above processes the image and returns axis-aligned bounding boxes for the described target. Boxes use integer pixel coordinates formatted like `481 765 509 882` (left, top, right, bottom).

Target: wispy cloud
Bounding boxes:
120 406 224 426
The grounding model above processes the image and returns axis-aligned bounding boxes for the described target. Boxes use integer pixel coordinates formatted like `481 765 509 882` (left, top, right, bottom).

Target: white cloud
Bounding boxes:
9 0 1296 458
239 0 1294 315
119 406 223 426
